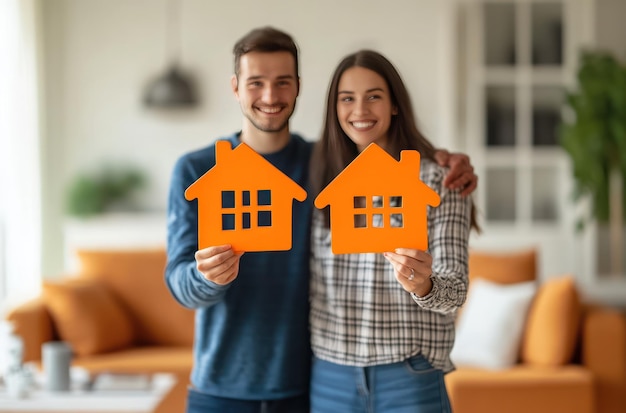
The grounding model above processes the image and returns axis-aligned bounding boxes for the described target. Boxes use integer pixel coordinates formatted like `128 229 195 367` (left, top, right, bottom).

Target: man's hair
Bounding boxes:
233 26 299 78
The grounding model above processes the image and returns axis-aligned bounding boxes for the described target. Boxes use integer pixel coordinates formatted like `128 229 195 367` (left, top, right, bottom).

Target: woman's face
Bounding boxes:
336 66 397 152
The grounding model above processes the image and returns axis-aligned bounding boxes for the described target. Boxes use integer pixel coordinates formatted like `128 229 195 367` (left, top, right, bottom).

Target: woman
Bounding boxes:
309 50 478 413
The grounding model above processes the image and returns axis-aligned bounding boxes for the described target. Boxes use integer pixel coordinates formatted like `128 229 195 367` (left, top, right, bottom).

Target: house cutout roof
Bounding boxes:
185 140 307 252
314 143 440 254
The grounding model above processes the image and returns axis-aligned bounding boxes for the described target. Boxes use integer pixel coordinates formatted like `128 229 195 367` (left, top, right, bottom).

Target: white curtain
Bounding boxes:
0 0 43 312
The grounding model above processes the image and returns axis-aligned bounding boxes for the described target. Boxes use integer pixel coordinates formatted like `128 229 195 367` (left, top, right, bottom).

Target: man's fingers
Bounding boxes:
446 172 470 189
213 260 239 284
195 244 233 260
444 168 478 196
460 177 478 197
443 166 471 187
199 253 243 285
195 245 245 285
442 152 473 187
434 149 450 166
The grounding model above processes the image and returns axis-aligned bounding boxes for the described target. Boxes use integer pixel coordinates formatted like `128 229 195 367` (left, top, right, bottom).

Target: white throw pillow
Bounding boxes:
450 278 536 370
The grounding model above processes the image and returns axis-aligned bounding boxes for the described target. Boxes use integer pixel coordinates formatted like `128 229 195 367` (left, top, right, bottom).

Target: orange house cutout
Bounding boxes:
185 141 307 252
314 143 441 254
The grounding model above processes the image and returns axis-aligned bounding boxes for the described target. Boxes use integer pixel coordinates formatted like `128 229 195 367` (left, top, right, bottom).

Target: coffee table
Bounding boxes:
0 373 176 413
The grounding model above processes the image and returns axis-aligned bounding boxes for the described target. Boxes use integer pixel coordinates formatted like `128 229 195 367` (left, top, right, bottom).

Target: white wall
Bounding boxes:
596 0 626 61
41 0 458 274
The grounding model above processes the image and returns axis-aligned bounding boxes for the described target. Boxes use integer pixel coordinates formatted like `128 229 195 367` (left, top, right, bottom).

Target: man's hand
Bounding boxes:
434 149 477 197
195 245 244 285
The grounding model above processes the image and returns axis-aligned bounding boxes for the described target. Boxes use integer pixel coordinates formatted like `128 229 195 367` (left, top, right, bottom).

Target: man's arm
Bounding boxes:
434 149 478 197
164 156 234 309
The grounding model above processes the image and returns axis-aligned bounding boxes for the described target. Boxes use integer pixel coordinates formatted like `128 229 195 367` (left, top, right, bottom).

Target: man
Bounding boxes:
165 26 477 413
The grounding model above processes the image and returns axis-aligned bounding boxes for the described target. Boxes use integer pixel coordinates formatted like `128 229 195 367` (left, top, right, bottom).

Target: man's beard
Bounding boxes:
248 116 290 133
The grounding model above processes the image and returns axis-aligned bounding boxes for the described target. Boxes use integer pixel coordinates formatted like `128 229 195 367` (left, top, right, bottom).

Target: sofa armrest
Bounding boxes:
581 305 626 413
6 298 55 362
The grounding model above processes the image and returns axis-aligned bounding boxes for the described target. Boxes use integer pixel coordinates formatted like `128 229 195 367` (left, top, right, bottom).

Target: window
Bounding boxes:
221 189 273 230
475 1 566 226
0 0 43 307
352 196 403 229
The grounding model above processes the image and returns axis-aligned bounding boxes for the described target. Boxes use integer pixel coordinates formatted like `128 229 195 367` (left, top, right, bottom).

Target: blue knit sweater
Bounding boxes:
165 133 313 400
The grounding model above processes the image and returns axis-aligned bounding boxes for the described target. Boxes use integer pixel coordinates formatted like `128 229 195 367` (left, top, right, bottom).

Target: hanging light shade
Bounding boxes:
143 0 199 108
144 65 197 107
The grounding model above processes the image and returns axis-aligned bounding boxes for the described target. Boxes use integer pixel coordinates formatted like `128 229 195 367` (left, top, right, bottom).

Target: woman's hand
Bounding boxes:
383 248 433 297
195 245 244 285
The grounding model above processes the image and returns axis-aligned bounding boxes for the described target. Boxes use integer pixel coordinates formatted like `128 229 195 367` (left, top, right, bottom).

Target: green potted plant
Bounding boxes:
66 164 147 218
560 51 626 276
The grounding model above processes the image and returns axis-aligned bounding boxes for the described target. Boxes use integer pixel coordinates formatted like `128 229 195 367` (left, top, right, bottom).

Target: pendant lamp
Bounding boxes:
144 0 198 108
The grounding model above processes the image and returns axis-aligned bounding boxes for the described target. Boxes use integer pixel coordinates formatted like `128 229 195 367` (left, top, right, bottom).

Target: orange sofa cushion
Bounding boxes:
469 248 537 284
43 279 135 356
446 365 594 413
73 346 193 375
76 248 194 346
521 275 581 366
6 298 54 362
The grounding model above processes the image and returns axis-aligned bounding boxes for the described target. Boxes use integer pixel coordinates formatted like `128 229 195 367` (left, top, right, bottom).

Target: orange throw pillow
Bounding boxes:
43 279 135 356
75 248 194 346
521 275 581 366
469 248 537 284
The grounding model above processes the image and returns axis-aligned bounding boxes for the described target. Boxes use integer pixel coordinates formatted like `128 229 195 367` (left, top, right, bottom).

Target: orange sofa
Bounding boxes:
445 249 626 413
6 248 626 413
6 248 193 413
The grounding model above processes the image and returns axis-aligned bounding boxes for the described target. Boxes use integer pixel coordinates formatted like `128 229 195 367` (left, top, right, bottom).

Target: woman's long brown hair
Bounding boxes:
310 50 478 230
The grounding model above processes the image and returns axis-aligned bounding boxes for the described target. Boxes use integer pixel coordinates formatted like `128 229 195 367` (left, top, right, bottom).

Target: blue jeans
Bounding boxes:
186 388 309 413
310 355 452 413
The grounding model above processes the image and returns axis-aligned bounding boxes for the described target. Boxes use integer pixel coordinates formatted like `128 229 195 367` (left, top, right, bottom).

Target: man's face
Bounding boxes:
232 51 299 134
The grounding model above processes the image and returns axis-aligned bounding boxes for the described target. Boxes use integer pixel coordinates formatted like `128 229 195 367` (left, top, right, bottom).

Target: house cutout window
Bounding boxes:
354 214 367 228
221 189 273 230
223 214 235 230
222 191 235 208
242 212 251 229
258 190 271 206
390 196 403 228
390 214 403 228
354 196 366 208
258 210 272 227
352 195 404 229
373 214 383 228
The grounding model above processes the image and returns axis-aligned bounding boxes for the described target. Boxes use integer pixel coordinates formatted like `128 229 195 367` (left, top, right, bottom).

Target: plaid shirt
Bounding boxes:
310 158 472 372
